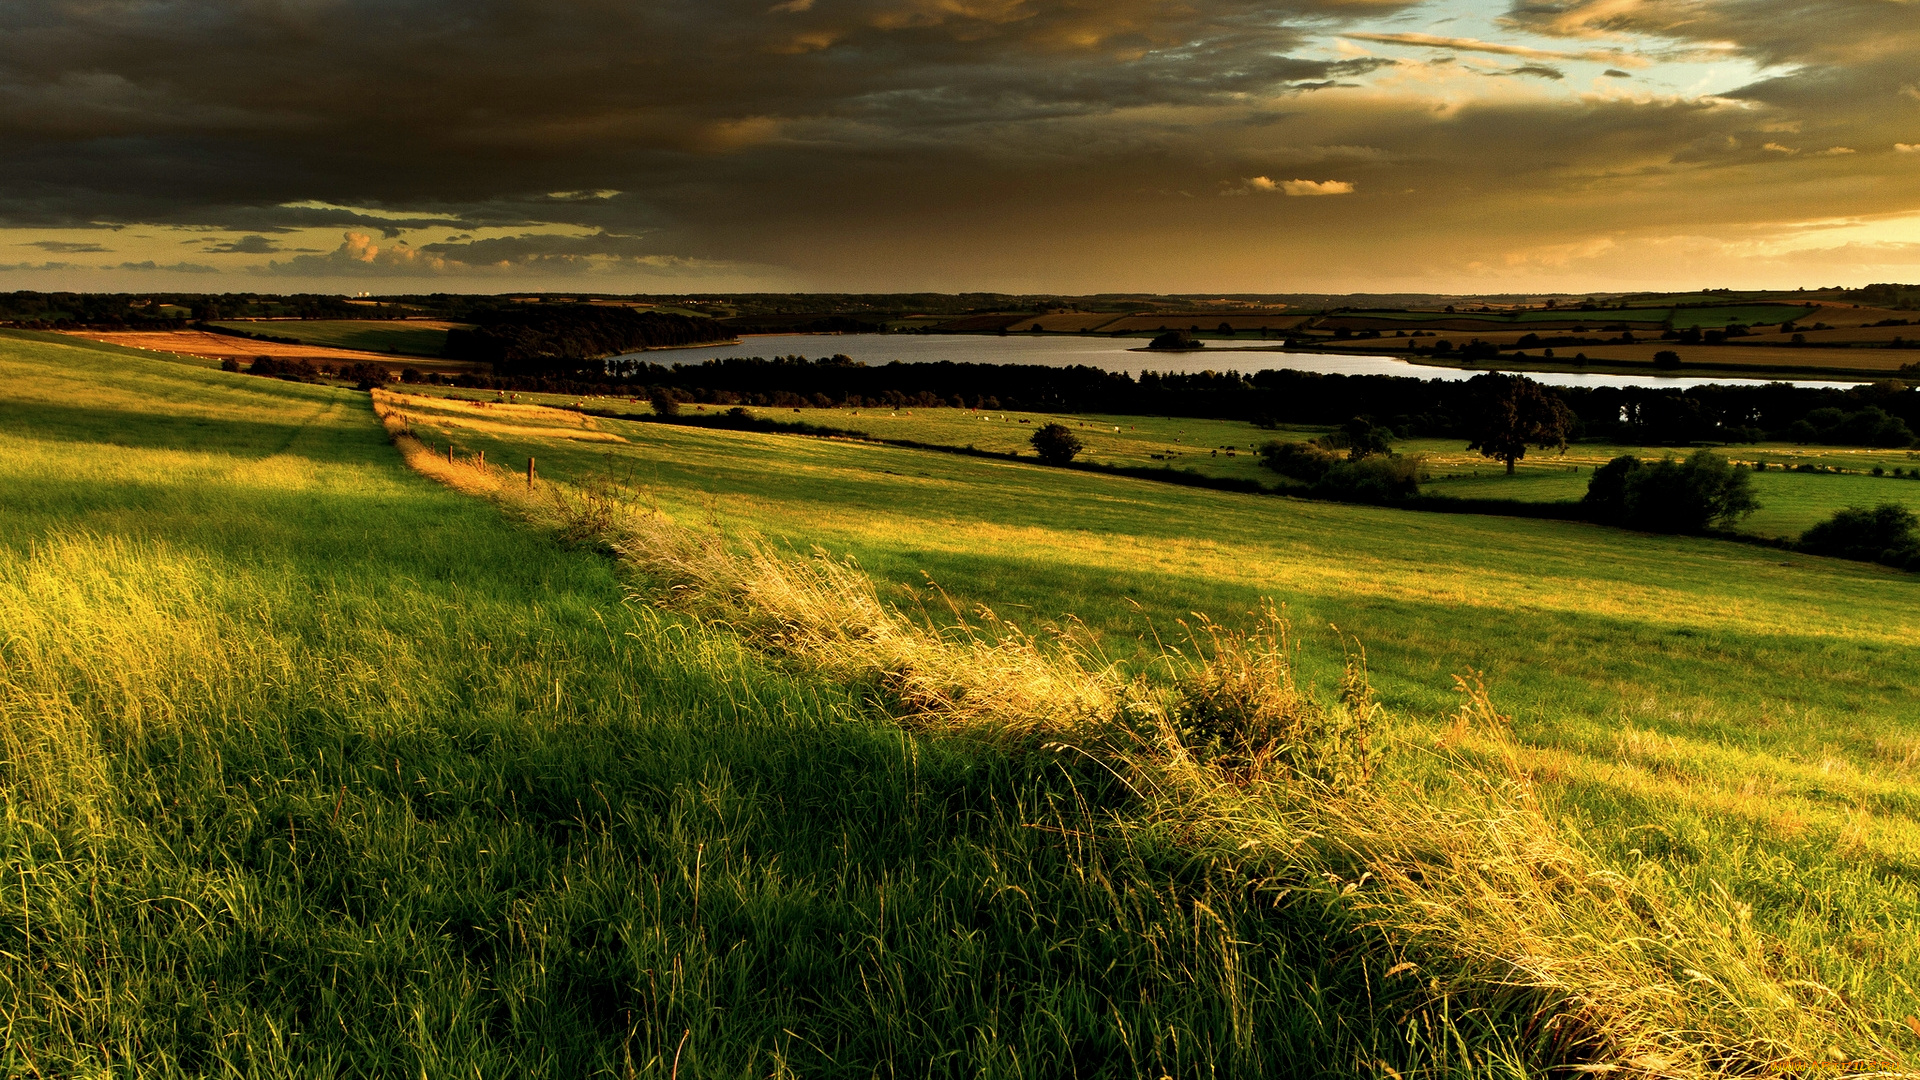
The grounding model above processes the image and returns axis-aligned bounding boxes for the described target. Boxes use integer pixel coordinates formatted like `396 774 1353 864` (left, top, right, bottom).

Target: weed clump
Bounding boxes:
1169 612 1376 791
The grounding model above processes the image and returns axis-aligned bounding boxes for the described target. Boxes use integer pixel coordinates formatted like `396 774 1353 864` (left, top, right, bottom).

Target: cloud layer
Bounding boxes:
0 0 1915 291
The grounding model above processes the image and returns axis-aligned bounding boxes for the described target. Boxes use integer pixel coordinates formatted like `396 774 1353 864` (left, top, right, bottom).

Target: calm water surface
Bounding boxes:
618 333 1863 391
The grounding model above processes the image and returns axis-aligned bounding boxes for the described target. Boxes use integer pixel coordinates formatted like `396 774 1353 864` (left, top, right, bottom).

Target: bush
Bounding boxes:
248 355 320 382
1799 503 1920 568
1257 440 1338 483
1583 449 1759 532
1029 423 1083 465
1653 350 1682 369
649 388 681 417
219 357 241 373
1312 454 1423 504
336 362 391 390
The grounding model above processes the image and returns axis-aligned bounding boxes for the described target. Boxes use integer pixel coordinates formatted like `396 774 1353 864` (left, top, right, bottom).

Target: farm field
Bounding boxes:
207 318 463 357
378 385 1920 1065
56 326 475 374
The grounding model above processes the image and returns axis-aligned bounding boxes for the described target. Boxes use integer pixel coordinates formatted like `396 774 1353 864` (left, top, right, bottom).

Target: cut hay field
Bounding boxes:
12 328 1920 1074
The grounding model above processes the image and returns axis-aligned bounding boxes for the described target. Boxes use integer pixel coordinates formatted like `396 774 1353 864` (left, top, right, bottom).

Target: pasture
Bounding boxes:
396 385 1920 539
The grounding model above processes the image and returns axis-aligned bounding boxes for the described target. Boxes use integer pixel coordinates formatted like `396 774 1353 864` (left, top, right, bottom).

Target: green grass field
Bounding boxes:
398 387 1920 540
11 333 1920 1073
382 386 1920 1060
209 319 458 357
10 335 1491 1075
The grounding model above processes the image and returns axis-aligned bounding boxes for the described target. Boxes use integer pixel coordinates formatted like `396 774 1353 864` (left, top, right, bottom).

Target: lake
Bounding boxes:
616 333 1863 391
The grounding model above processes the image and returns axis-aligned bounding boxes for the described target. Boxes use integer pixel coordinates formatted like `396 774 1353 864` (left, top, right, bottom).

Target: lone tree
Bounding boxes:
1030 423 1083 466
648 387 681 417
1466 373 1574 474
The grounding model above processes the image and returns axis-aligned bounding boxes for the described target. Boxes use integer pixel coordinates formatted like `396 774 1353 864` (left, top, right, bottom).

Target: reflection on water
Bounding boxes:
616 333 1863 391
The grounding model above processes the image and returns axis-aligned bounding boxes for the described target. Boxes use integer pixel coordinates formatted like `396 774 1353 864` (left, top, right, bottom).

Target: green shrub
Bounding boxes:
1583 450 1759 532
1029 422 1083 465
1799 503 1920 568
1257 440 1338 483
1313 454 1424 504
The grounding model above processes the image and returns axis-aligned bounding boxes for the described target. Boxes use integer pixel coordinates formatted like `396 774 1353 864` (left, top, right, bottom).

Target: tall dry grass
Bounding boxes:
0 534 290 824
370 391 1914 1076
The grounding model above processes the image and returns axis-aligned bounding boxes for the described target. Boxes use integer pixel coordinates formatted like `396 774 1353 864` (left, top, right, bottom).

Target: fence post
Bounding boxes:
446 443 453 463
478 450 485 468
527 457 536 488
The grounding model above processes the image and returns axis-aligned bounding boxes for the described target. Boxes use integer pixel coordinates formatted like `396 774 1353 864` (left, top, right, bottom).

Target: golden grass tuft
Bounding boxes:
0 534 292 821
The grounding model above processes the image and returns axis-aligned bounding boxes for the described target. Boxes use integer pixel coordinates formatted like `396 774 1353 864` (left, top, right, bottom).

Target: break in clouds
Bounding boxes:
1 0 1917 291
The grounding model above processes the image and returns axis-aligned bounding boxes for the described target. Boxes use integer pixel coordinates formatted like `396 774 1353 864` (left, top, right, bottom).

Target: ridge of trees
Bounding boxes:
441 307 731 373
499 356 1920 449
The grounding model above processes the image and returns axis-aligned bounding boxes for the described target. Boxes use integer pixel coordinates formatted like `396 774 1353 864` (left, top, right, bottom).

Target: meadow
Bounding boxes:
401 386 1920 539
381 386 1920 1059
9 329 1920 1074
7 333 1483 1076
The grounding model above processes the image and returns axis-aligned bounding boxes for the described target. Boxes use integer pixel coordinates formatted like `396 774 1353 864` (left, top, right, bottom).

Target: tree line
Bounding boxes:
441 307 731 371
508 354 1920 449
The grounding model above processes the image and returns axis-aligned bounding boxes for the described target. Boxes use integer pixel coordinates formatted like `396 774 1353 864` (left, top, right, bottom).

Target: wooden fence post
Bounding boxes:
527 457 536 488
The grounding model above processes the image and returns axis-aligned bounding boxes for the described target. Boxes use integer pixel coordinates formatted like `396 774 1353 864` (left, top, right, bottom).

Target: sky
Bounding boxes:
2 0 1917 295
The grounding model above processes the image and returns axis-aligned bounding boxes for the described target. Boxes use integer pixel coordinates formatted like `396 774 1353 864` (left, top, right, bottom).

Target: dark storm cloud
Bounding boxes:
114 260 219 274
201 235 286 254
0 0 1418 232
0 0 1913 287
22 239 111 253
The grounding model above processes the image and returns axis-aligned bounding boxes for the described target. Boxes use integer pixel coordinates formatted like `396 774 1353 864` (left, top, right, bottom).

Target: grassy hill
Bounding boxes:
7 332 1920 1073
382 387 1920 1063
4 333 1438 1075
